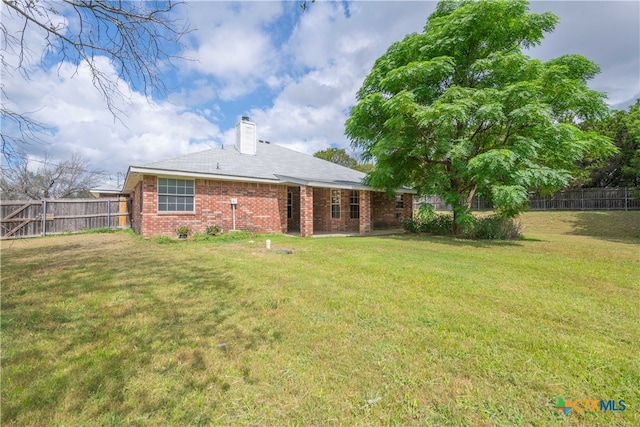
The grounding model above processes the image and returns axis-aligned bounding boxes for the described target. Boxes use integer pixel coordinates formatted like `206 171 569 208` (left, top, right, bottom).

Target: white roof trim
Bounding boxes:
275 175 366 190
128 166 281 183
275 175 417 193
123 167 417 194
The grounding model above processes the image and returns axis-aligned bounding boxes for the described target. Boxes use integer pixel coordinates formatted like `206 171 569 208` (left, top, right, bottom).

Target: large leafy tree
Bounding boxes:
346 0 616 232
577 100 640 187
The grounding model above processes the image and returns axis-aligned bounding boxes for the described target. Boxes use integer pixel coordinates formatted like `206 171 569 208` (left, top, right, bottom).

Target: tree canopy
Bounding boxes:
345 0 616 230
577 100 640 187
0 154 103 199
314 148 359 169
313 147 376 173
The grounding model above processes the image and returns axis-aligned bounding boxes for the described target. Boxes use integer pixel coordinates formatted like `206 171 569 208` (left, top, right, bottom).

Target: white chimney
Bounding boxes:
235 116 257 155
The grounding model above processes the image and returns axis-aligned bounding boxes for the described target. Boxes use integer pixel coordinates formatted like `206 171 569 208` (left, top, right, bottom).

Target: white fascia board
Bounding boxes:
89 189 122 196
126 167 281 185
306 180 370 190
276 175 416 193
122 166 141 193
276 175 364 190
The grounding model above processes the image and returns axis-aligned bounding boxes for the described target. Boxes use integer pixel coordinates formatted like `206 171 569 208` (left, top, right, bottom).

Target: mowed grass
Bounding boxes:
1 211 638 426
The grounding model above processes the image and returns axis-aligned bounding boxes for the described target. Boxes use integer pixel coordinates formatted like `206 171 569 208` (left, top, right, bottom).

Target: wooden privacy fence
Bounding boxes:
415 187 640 212
1 198 130 239
528 188 640 210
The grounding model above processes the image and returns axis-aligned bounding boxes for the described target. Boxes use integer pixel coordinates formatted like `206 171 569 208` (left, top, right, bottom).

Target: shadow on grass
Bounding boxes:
566 211 640 244
375 232 526 248
1 235 278 424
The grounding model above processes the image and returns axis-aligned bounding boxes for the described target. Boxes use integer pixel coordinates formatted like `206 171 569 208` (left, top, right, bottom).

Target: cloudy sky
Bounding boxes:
2 0 639 186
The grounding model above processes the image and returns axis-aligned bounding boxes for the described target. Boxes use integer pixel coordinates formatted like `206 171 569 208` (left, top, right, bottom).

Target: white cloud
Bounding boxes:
528 1 640 105
3 57 220 174
180 1 286 100
246 2 431 154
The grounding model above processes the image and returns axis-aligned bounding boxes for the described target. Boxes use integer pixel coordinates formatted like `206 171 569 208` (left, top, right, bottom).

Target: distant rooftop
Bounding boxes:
90 180 124 196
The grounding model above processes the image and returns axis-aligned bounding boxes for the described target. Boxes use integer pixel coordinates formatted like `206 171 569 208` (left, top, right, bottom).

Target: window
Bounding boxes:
287 190 293 219
350 190 360 219
158 178 194 212
395 194 404 209
331 189 340 219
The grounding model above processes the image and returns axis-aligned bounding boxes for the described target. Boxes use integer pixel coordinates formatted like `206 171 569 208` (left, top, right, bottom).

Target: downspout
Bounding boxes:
42 199 47 237
232 203 236 231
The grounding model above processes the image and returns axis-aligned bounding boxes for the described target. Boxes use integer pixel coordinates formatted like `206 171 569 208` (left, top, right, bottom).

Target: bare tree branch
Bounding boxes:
0 99 50 163
1 153 104 199
1 0 191 161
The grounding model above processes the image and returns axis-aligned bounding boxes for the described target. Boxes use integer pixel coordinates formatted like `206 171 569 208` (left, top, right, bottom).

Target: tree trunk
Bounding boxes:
466 185 477 210
452 205 463 235
452 208 460 235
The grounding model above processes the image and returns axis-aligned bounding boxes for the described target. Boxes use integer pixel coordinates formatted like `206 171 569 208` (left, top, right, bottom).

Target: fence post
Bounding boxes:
107 199 111 229
42 199 47 237
119 197 127 227
581 190 584 210
625 187 628 211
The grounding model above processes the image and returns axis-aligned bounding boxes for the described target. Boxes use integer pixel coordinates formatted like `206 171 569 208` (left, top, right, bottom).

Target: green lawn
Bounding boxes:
1 211 638 426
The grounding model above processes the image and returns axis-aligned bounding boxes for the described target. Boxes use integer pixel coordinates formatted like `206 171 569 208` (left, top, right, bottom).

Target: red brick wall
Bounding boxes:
129 174 413 237
312 188 360 233
137 175 287 238
371 193 413 229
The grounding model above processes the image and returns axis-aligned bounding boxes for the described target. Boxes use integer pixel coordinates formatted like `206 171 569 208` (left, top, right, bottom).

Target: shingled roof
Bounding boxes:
123 141 382 193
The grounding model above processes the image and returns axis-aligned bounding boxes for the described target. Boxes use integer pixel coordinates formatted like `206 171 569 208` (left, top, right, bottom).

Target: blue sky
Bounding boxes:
2 1 639 184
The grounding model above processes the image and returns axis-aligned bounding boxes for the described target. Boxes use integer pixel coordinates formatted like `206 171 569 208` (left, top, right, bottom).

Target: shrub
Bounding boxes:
466 215 522 240
403 210 522 240
415 203 436 222
403 217 421 233
403 210 454 235
205 225 221 235
423 213 454 235
175 225 192 238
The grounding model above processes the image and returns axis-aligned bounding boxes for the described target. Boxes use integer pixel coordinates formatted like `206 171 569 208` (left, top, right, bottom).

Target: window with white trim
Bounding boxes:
395 194 404 209
350 190 360 219
158 178 194 212
331 189 340 219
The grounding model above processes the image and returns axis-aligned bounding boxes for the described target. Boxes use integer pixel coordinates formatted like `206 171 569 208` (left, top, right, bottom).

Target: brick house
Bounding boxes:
122 118 414 238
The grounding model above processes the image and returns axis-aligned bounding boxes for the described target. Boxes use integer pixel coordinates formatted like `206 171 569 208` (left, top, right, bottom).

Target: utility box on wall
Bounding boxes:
230 198 237 205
